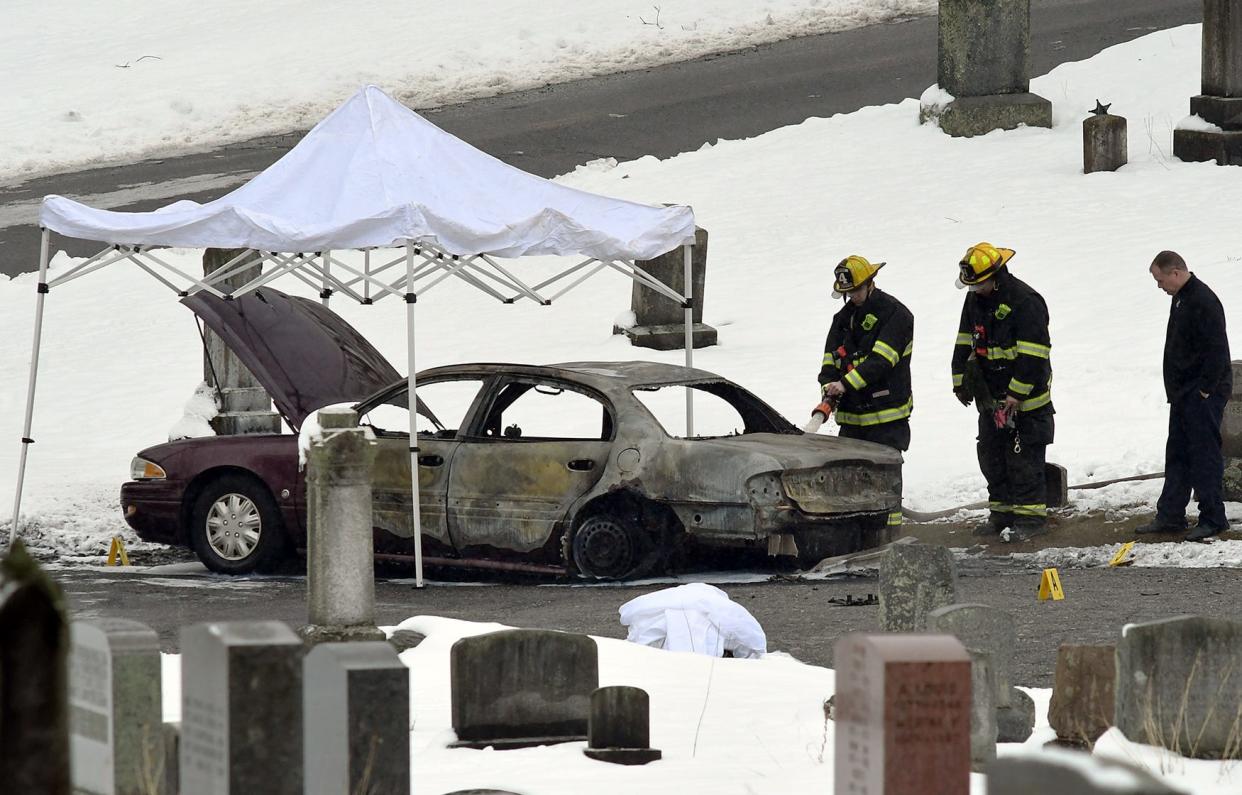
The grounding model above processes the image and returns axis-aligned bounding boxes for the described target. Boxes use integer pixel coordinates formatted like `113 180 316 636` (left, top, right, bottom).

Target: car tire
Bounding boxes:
189 475 287 575
571 510 658 581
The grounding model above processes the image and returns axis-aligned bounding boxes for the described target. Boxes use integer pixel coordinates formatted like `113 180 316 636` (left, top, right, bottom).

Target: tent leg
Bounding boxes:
321 250 332 306
404 244 425 588
682 243 694 437
10 229 52 546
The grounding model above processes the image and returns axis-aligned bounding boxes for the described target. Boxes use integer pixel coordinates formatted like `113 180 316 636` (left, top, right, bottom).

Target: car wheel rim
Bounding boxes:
205 493 262 561
577 518 634 578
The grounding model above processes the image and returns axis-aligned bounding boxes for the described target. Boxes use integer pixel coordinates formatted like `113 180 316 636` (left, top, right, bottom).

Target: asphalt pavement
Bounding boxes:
0 0 1200 275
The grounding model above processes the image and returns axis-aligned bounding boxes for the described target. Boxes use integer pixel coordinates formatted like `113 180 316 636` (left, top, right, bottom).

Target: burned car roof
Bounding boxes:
416 360 727 395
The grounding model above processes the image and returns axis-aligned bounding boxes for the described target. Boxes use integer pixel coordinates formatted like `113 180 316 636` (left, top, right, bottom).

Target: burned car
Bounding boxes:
121 288 902 579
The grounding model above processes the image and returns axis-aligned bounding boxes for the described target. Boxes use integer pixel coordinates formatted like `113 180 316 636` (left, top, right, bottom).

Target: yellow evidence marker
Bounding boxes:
106 536 131 567
1108 541 1136 567
1037 568 1064 601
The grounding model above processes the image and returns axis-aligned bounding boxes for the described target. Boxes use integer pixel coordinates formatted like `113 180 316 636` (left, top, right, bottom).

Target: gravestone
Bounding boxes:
301 407 384 644
0 540 71 795
179 621 304 793
1174 0 1242 165
1045 462 1069 509
69 618 165 795
966 650 997 769
833 633 972 794
1048 643 1116 747
987 751 1186 794
926 603 1033 743
584 686 662 765
1083 103 1128 173
920 0 1052 137
201 247 281 435
304 642 410 794
451 629 598 749
878 543 957 632
622 227 717 350
1115 615 1242 759
1219 361 1242 500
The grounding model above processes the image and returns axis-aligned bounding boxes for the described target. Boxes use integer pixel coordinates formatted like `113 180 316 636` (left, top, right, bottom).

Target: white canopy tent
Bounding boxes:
13 86 699 586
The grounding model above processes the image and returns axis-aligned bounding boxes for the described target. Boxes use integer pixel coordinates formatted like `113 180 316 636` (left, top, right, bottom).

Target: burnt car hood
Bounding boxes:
182 287 401 431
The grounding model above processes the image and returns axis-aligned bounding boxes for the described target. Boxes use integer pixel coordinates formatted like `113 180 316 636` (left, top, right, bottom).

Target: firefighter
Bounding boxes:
950 242 1054 542
815 255 914 532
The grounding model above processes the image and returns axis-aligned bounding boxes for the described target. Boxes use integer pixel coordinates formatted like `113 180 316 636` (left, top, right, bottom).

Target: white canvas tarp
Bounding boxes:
40 85 696 260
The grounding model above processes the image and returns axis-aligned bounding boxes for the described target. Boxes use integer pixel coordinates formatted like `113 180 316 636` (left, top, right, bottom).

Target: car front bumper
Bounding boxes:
119 480 184 544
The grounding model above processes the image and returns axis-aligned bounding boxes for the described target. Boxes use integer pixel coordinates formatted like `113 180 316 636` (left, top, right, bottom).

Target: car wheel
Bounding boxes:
571 511 652 581
190 475 287 575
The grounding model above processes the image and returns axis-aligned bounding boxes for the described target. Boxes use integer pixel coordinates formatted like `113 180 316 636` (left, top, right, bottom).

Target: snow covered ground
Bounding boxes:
4 24 1241 560
153 616 1241 794
1 0 932 182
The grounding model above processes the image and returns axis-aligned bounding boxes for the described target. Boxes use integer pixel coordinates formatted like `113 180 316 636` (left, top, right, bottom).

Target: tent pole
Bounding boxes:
321 250 332 306
10 228 52 546
682 243 694 437
404 243 425 588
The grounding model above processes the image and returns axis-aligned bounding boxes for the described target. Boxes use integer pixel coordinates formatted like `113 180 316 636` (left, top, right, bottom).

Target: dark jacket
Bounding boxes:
951 270 1053 415
1163 273 1232 403
818 288 914 426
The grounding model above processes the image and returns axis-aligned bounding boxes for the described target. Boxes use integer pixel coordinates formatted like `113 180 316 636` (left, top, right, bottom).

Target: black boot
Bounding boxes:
1134 517 1187 535
1010 518 1049 542
971 512 1012 537
1186 521 1229 542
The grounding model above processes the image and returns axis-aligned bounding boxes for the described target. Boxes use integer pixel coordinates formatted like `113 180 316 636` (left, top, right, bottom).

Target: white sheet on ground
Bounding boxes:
619 582 767 659
39 86 696 259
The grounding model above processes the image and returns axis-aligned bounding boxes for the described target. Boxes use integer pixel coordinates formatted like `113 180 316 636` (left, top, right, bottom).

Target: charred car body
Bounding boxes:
121 288 903 579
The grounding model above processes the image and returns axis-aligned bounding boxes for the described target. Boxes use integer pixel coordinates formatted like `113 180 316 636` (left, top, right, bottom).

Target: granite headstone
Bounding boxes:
879 544 958 632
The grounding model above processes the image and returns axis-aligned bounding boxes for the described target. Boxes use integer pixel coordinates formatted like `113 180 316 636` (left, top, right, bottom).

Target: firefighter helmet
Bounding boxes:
956 242 1015 288
832 255 885 299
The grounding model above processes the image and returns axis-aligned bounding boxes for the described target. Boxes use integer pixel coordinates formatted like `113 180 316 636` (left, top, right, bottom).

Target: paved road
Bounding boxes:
57 555 1240 687
0 0 1199 276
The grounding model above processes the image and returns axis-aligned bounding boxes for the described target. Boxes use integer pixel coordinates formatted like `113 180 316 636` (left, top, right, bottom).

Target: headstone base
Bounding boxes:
1190 95 1242 129
583 747 663 765
922 93 1052 138
450 734 588 750
997 688 1035 743
211 411 283 435
1045 463 1068 509
299 624 386 645
1174 128 1242 166
624 322 717 351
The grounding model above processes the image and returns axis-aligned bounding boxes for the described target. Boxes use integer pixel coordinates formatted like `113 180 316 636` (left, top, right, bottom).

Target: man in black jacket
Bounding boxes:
1136 250 1233 541
816 255 914 531
951 242 1054 542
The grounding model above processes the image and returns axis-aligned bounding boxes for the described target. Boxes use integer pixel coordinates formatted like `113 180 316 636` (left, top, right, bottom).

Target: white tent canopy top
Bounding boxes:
17 86 701 588
40 85 696 258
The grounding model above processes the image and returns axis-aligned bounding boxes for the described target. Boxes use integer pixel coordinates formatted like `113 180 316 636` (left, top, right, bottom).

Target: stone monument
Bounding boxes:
987 751 1186 794
304 641 410 794
451 629 598 749
583 686 662 765
620 228 717 350
201 248 281 435
920 0 1052 137
179 621 304 793
1048 642 1116 747
1174 0 1242 165
69 618 165 795
878 543 958 632
301 406 384 644
833 633 972 794
1083 101 1128 173
0 540 71 794
1115 615 1242 759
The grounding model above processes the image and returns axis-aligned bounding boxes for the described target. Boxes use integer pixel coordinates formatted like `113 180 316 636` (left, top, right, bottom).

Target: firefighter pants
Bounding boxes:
977 410 1053 526
839 419 908 530
1157 393 1227 529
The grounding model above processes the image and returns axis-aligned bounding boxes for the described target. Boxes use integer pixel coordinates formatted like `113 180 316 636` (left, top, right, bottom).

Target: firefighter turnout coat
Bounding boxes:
951 270 1053 415
818 288 914 429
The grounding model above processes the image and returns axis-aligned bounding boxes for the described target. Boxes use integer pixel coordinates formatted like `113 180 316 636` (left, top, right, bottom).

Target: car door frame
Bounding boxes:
448 373 617 558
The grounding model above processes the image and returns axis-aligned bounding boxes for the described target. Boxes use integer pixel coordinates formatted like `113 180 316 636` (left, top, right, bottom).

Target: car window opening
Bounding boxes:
631 381 798 439
478 381 613 442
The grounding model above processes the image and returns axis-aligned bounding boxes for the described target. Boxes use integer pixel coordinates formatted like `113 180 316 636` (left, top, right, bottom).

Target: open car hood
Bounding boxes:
182 288 401 431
